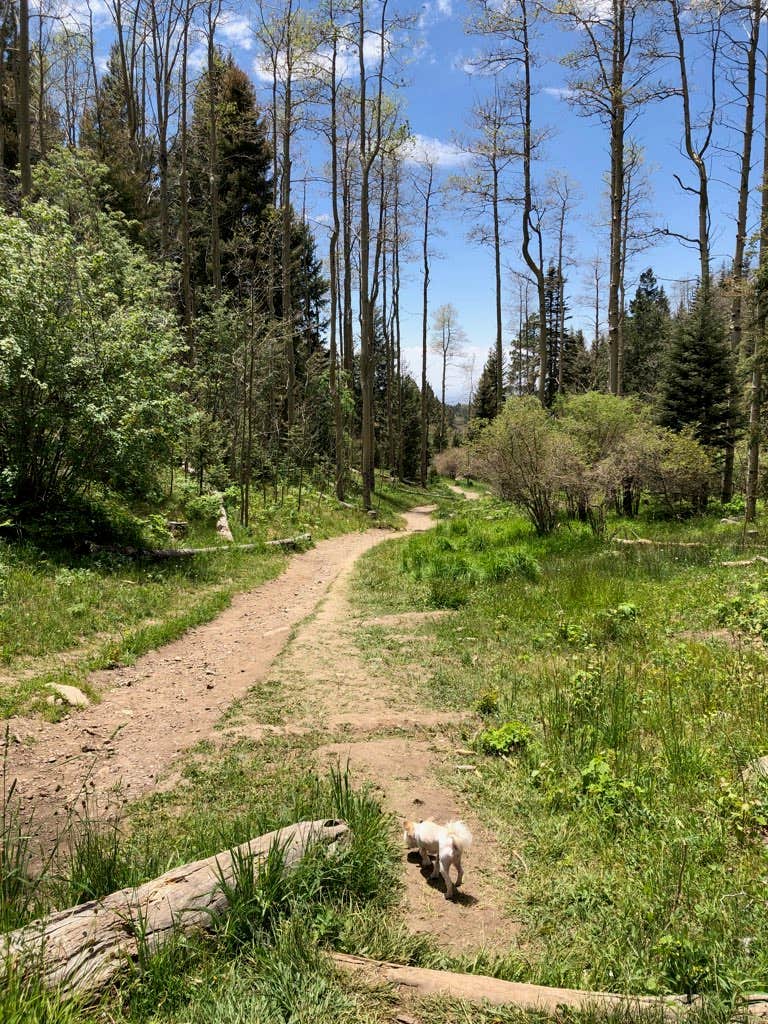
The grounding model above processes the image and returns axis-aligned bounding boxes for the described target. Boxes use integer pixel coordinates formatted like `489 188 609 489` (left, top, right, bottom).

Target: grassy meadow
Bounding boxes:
351 493 768 1003
4 486 767 1024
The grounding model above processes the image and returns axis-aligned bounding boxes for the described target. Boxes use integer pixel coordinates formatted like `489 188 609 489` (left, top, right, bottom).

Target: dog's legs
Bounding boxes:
439 850 456 899
420 845 432 870
455 850 463 888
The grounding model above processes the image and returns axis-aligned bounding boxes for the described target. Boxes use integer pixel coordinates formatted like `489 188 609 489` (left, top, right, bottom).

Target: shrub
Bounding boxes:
184 493 222 525
433 447 466 480
473 398 583 535
0 154 182 512
478 720 533 755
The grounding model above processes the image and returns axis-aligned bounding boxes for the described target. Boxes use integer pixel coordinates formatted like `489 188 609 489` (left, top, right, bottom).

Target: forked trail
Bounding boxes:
8 504 513 953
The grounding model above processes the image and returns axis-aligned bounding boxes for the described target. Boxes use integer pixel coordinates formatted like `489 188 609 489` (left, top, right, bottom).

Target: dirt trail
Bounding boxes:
448 483 482 501
8 503 513 955
7 523 411 844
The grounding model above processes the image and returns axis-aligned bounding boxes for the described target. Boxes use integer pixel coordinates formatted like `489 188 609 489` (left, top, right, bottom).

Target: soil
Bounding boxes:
6 504 514 955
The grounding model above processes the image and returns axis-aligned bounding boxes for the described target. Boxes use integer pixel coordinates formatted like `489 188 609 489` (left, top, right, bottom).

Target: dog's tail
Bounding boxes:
445 820 473 851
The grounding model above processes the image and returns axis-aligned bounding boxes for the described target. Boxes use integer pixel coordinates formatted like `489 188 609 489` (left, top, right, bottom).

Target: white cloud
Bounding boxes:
418 0 453 28
53 0 109 34
253 31 388 86
452 51 495 76
543 86 576 100
217 11 254 52
400 133 471 168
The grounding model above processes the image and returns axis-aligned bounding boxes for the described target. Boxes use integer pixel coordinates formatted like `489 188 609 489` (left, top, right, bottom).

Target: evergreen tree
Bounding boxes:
473 347 501 420
400 375 424 481
186 53 272 296
560 329 591 393
660 289 736 451
623 268 671 400
80 45 154 236
543 264 564 405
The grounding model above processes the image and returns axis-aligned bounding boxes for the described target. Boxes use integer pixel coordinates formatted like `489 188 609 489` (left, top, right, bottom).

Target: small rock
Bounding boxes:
206 683 215 690
48 683 90 708
10 731 22 745
81 744 96 753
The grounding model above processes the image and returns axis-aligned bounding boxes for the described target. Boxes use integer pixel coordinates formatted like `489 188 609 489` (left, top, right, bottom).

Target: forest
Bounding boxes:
0 0 765 526
6 0 768 1022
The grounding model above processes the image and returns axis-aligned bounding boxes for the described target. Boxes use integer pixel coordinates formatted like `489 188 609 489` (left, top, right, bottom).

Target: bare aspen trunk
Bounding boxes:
17 0 31 196
724 0 761 502
206 2 221 297
607 3 624 396
493 161 503 408
419 163 434 487
358 0 374 508
328 4 345 500
179 0 194 344
394 178 404 479
342 147 354 375
519 0 547 406
745 48 768 523
281 5 295 429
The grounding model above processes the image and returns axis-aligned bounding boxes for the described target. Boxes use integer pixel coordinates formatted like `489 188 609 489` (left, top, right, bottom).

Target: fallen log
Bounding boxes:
722 556 768 567
88 534 312 559
4 818 347 999
612 538 707 549
332 954 692 1020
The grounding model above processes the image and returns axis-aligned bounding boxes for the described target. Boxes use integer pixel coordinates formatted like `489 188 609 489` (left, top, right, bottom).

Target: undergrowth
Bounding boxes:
352 496 768 1001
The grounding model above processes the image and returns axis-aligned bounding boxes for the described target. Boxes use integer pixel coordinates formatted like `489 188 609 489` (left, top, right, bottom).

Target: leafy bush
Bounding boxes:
475 689 500 716
473 398 583 535
715 583 768 637
0 154 182 512
579 752 645 816
478 720 533 755
184 493 222 525
433 446 467 480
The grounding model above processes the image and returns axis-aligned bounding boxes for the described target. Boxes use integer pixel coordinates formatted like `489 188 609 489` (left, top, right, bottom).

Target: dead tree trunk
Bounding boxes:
332 954 696 1019
3 820 347 999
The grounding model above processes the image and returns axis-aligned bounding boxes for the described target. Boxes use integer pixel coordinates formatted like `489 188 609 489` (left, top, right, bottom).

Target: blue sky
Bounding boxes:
80 0 762 403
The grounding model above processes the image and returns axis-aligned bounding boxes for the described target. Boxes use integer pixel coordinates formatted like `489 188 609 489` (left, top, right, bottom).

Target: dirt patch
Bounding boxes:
448 484 482 501
316 737 512 953
362 610 456 629
677 627 744 647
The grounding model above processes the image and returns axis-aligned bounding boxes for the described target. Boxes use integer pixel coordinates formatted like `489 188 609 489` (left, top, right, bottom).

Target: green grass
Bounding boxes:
0 480 433 719
350 497 768 1002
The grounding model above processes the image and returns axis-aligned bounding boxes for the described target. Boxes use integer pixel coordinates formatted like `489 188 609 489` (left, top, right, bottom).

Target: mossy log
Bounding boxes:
3 819 347 999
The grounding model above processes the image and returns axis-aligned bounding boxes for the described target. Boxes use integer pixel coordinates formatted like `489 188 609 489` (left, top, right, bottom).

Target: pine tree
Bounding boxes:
473 347 501 420
623 268 671 400
560 329 591 393
186 53 272 296
660 289 736 451
80 45 154 236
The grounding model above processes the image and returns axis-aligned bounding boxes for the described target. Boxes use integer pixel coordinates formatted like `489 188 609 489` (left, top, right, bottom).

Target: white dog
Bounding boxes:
403 818 472 900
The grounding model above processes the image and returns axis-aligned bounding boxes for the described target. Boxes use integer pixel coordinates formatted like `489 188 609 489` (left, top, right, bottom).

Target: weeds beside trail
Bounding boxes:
352 496 768 1003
